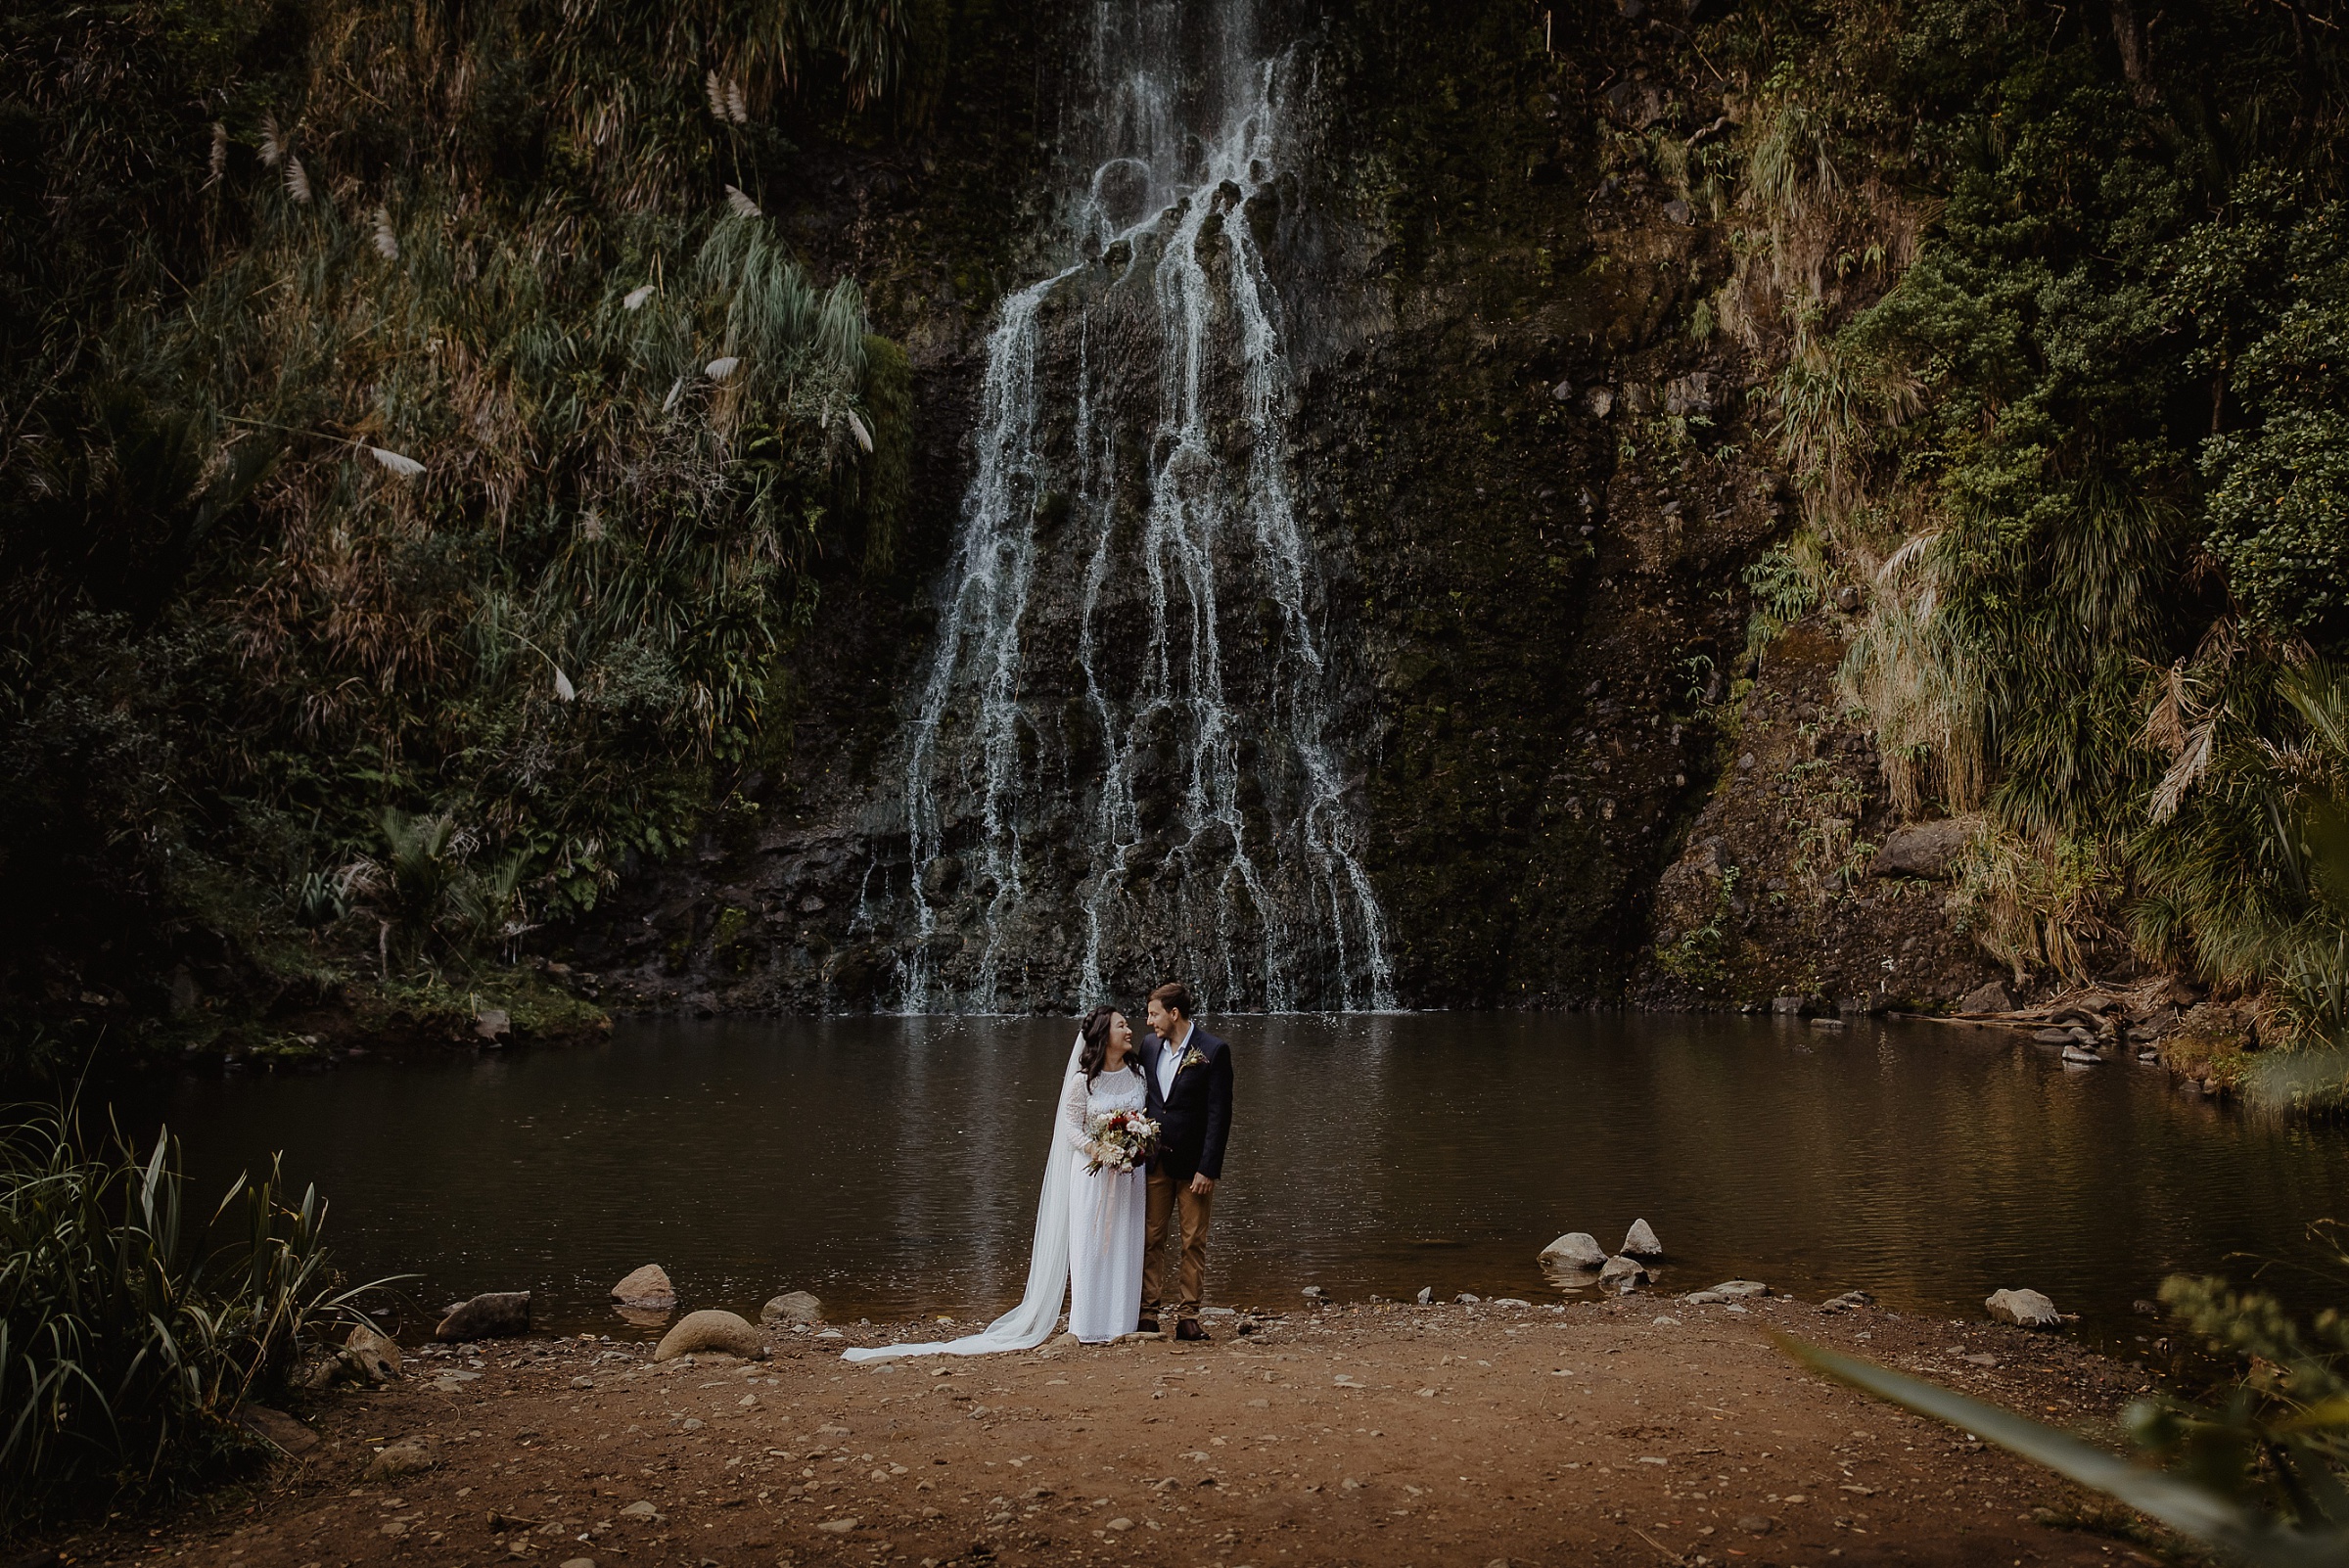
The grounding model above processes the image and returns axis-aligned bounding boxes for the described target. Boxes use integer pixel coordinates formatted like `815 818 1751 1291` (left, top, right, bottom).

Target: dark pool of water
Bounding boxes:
134 1013 2349 1345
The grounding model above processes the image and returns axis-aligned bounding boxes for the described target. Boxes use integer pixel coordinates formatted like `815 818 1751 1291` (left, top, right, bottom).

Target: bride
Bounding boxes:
844 1005 1147 1360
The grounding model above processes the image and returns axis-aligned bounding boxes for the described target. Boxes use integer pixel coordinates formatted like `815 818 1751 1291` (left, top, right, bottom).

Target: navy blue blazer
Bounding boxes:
1138 1026 1234 1182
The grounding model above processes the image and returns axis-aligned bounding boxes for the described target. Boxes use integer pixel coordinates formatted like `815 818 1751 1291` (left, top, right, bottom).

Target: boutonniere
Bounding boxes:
1178 1045 1210 1073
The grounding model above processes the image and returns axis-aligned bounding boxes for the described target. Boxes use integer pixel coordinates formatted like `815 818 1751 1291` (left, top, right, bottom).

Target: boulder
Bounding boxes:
364 1438 438 1481
1871 818 1974 879
473 1006 511 1041
344 1323 402 1383
653 1309 767 1362
1958 980 2014 1015
1621 1219 1664 1258
1415 1286 1435 1305
1598 1255 1648 1287
760 1289 824 1326
611 1265 677 1311
436 1291 530 1342
1985 1288 2062 1328
1540 1232 1608 1269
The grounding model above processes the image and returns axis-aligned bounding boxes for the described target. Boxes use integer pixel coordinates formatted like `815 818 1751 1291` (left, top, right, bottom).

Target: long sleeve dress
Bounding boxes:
1061 1064 1148 1343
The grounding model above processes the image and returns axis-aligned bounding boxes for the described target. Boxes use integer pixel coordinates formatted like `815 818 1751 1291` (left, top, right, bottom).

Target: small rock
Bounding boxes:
2133 1299 2162 1317
2060 1044 2102 1065
1540 1232 1609 1268
1871 817 1975 879
653 1310 767 1362
1662 197 1693 225
1493 1297 1533 1309
815 1517 858 1533
1302 1285 1325 1300
611 1265 676 1311
2034 1029 2077 1043
761 1289 824 1325
1962 1352 2000 1367
436 1291 530 1342
1598 1256 1647 1288
1550 380 1574 402
1958 980 2014 1015
363 1438 438 1481
1819 1289 1874 1313
1415 1286 1435 1305
474 1006 512 1040
1809 1016 1848 1031
572 1375 594 1389
1663 372 1715 415
343 1323 402 1383
1106 1517 1134 1532
1622 1219 1663 1257
1985 1288 2062 1329
1735 1514 1776 1535
1456 1292 1482 1305
1709 1280 1770 1298
620 1500 660 1519
1586 386 1615 418
237 1405 319 1455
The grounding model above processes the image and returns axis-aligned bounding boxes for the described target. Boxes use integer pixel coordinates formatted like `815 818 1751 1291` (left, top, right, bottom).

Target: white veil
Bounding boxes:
842 1031 1083 1361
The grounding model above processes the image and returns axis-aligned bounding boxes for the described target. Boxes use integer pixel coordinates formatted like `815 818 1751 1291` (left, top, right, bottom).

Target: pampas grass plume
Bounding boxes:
259 114 283 167
623 283 656 309
706 69 728 120
372 207 399 259
284 154 311 203
724 184 760 218
705 356 741 381
552 668 576 702
369 446 425 478
206 122 228 186
726 80 749 123
844 408 873 452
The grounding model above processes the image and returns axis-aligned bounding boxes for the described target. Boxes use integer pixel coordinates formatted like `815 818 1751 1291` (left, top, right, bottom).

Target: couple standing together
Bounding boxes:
845 982 1233 1362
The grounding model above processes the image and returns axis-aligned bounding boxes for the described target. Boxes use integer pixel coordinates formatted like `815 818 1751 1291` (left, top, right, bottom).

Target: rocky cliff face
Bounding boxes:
556 0 1986 1015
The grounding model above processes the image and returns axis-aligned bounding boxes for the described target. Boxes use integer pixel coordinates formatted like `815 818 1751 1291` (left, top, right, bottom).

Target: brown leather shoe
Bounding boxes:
1135 1316 1161 1335
1175 1318 1209 1342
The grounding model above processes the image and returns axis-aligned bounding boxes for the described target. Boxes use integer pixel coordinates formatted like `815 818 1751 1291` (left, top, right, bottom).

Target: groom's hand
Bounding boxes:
1189 1174 1216 1195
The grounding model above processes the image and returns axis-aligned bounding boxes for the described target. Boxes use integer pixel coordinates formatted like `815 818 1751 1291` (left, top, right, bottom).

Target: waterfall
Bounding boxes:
892 0 1392 1015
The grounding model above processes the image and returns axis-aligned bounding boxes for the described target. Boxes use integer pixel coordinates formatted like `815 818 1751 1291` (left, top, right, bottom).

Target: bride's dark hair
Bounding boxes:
1077 1005 1136 1081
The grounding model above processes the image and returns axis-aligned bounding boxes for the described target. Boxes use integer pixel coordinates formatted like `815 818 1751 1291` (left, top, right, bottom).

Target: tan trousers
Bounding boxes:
1140 1169 1214 1320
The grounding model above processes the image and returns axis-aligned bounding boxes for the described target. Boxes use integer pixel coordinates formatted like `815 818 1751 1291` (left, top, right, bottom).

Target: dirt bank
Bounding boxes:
47 1294 2171 1568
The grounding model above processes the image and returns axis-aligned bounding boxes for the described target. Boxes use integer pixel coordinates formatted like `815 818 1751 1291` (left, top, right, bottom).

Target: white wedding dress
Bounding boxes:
843 1033 1139 1362
1063 1064 1147 1343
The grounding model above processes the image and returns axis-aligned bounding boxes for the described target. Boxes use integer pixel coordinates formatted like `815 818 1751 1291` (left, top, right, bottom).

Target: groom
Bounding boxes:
1136 981 1233 1341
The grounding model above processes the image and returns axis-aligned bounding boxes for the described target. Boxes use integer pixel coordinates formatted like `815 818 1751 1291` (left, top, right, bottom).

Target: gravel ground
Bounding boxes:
37 1293 2179 1568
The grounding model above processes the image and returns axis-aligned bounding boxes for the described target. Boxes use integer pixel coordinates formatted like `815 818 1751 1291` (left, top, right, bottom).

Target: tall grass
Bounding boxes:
0 1109 380 1529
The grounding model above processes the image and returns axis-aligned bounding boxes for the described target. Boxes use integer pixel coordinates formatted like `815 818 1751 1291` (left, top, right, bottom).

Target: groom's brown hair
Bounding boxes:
1149 981 1195 1020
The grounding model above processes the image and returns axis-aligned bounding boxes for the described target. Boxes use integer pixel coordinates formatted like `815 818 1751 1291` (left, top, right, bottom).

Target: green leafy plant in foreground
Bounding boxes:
1778 1267 2349 1566
0 1109 387 1530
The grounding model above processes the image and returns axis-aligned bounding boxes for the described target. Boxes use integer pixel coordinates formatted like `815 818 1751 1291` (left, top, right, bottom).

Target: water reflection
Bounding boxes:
141 1013 2349 1343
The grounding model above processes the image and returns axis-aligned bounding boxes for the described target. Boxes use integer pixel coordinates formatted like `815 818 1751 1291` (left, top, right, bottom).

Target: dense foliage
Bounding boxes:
0 0 919 1069
1708 0 2349 1043
0 1111 368 1528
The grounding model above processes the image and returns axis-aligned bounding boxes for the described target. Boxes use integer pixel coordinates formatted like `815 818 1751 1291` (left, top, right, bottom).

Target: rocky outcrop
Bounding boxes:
1635 621 2008 1011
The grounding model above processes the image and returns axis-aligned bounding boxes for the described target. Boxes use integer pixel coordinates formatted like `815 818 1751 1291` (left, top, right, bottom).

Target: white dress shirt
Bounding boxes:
1154 1021 1192 1101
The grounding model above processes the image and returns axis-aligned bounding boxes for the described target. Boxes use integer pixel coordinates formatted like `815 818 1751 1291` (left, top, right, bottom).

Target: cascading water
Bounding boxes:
888 0 1392 1015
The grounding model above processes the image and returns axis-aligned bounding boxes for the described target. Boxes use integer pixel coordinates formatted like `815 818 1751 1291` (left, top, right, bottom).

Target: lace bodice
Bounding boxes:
1060 1064 1148 1152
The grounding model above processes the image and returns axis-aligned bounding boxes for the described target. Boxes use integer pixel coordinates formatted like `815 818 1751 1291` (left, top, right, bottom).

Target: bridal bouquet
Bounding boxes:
1082 1109 1161 1175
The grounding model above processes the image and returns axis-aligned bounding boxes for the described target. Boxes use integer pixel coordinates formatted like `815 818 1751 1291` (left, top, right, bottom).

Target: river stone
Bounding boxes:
653 1309 767 1362
364 1438 438 1481
1598 1255 1647 1286
1621 1219 1664 1257
344 1323 402 1383
1709 1280 1770 1298
1540 1232 1608 1268
1986 1288 2062 1328
1958 980 2014 1014
611 1265 677 1310
761 1289 824 1325
1872 817 1974 879
436 1291 530 1342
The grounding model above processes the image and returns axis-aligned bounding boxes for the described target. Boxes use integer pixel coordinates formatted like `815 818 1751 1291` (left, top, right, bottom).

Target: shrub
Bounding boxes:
0 1109 381 1529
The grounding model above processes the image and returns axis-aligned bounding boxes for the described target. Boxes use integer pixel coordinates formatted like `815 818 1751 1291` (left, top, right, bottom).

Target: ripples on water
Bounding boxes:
142 1014 2349 1344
